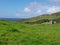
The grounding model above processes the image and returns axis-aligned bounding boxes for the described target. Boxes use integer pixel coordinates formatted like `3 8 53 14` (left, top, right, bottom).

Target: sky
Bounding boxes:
0 0 60 18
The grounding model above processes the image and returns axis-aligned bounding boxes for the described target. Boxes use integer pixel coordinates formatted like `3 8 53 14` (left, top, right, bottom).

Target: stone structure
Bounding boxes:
49 20 56 24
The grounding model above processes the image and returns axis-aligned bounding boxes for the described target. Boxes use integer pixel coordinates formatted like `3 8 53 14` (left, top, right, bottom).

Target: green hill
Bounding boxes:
18 12 60 24
0 12 60 45
0 20 60 45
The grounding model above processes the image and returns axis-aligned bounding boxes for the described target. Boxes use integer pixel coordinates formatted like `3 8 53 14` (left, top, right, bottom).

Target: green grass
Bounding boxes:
0 20 60 45
19 12 60 23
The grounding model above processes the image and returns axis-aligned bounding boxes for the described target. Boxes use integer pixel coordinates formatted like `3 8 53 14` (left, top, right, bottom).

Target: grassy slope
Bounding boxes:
19 12 60 23
0 20 60 45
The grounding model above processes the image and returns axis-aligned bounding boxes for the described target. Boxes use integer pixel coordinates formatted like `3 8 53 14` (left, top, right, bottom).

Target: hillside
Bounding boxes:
0 20 60 45
18 12 60 24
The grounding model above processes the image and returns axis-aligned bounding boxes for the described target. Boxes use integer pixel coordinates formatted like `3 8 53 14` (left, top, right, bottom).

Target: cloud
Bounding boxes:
24 8 31 13
50 0 60 2
23 2 48 15
48 0 60 5
47 6 60 13
16 2 60 18
36 10 42 14
44 0 60 6
16 13 20 17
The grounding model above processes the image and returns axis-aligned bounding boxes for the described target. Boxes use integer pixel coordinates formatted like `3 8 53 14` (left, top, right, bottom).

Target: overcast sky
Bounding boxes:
0 0 60 18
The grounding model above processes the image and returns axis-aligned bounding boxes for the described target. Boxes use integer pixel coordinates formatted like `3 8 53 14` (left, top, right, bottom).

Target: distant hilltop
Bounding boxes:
17 12 60 24
0 18 25 21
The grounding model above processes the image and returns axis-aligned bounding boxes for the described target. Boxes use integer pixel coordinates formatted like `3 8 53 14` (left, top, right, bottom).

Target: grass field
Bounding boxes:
0 20 60 45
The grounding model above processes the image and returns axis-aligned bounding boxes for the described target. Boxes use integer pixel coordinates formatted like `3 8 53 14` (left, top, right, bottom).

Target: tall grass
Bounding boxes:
0 20 60 45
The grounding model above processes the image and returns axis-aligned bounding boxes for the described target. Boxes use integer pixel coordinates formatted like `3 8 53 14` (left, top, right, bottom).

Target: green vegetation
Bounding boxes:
18 12 60 24
0 20 60 45
0 12 60 45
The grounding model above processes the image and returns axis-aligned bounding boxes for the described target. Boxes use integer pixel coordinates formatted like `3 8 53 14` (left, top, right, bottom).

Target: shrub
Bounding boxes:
9 28 20 32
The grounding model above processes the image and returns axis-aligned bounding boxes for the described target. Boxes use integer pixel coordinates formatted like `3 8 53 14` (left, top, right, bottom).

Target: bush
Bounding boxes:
9 28 20 32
